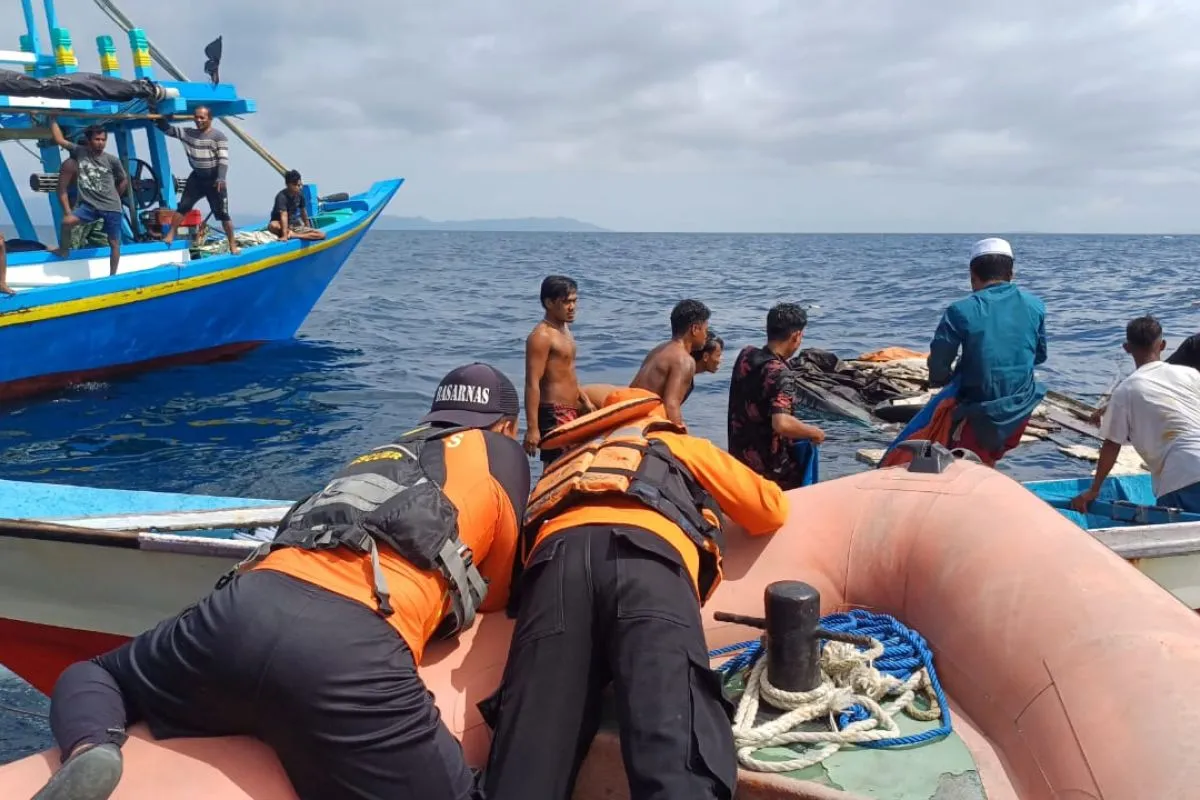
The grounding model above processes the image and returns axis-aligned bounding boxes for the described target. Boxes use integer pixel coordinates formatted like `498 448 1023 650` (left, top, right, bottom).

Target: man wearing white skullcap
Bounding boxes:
921 237 1048 465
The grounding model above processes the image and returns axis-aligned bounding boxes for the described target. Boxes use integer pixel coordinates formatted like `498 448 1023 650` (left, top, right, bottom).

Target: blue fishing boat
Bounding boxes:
1025 472 1200 609
0 476 287 696
0 0 400 401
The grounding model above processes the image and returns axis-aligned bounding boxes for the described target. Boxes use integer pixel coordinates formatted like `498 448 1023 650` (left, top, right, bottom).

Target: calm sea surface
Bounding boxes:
2 231 1198 761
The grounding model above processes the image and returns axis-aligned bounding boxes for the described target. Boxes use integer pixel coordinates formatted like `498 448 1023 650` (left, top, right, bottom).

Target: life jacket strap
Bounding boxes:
365 535 394 617
213 522 398 617
438 537 486 631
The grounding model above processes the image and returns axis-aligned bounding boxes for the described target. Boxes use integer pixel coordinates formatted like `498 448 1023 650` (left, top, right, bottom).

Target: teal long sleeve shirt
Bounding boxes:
927 282 1048 450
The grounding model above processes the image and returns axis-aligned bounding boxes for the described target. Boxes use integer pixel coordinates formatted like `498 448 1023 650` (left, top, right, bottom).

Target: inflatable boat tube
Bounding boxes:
4 461 1200 799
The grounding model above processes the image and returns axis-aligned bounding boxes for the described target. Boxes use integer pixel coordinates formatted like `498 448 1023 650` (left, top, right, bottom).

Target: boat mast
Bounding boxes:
90 0 291 178
19 0 41 63
40 0 59 37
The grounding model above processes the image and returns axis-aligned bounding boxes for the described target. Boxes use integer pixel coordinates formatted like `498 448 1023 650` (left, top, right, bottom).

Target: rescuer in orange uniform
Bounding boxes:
480 387 790 800
34 363 529 800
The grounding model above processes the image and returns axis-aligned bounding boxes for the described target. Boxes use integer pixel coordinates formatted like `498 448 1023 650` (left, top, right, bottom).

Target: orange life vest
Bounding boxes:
525 397 726 602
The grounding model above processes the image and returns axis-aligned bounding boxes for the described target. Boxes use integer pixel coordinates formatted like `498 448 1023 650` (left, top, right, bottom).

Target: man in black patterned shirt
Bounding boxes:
727 303 825 490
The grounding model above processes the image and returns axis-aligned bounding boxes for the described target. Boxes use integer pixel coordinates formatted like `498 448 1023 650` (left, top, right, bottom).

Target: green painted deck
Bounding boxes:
720 670 986 800
594 674 986 799
742 711 985 799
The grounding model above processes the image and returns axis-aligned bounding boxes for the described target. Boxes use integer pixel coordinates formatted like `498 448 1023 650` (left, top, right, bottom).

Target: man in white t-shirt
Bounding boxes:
1071 316 1200 514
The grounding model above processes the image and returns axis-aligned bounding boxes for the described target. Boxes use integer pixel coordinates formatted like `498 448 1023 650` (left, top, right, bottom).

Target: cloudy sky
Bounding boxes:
6 0 1200 232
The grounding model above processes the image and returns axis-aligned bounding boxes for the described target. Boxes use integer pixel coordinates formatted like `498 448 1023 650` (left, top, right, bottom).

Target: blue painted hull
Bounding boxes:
1023 472 1200 529
0 477 282 521
0 179 402 400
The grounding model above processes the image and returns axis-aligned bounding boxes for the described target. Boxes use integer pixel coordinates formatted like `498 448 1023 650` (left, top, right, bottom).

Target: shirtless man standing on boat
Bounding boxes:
629 298 711 427
524 275 596 463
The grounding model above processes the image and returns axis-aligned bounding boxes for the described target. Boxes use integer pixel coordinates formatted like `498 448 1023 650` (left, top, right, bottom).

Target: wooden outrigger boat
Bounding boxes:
0 476 288 692
0 0 400 401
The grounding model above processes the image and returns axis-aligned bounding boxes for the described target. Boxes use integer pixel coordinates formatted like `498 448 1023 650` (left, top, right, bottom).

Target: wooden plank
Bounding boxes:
1045 389 1099 418
1091 521 1200 559
44 504 294 533
0 127 52 141
0 518 140 547
1042 408 1103 441
856 448 885 467
137 532 260 559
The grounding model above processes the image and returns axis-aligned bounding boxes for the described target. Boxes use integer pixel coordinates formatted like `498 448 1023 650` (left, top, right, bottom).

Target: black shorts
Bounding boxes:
176 171 230 221
52 570 477 800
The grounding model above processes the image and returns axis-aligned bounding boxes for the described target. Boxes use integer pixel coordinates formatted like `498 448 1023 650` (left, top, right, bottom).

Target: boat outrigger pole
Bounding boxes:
90 0 291 178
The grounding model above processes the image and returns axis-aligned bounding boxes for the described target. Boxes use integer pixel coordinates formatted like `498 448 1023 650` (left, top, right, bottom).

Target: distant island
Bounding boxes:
376 216 610 233
6 204 609 234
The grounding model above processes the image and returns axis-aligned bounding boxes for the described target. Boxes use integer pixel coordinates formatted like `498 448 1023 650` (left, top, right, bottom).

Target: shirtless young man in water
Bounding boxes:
524 275 596 463
629 299 711 427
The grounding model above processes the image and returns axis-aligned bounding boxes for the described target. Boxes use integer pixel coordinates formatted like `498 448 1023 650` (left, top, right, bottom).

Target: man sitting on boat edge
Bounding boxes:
478 387 789 800
31 363 530 800
1071 316 1200 514
268 170 327 242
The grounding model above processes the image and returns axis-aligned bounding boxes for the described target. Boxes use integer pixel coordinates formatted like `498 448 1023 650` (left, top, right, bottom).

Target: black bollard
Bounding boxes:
764 581 822 692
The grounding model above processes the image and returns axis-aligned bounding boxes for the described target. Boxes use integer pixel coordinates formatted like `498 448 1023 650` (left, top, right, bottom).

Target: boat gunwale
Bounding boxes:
0 178 403 316
0 500 291 556
0 520 262 557
1090 520 1200 559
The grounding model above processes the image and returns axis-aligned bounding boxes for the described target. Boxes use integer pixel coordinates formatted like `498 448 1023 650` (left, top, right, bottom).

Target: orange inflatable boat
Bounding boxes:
4 456 1200 799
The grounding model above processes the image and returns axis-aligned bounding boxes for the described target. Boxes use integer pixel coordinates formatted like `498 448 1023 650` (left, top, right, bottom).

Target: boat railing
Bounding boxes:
0 502 290 558
1091 520 1200 560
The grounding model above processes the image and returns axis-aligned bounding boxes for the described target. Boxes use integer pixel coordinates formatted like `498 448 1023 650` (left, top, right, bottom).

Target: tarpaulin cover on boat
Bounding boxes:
0 68 168 103
788 348 922 424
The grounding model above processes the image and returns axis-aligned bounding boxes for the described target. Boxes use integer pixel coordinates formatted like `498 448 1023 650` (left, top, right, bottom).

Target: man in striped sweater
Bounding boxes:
158 106 241 254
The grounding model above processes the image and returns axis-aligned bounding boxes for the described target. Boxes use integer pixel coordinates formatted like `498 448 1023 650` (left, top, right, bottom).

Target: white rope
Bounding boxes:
729 639 941 773
192 228 276 254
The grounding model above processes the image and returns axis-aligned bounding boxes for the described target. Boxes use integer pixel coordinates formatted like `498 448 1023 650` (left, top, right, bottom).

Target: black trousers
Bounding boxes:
49 570 477 800
176 170 230 221
480 525 737 800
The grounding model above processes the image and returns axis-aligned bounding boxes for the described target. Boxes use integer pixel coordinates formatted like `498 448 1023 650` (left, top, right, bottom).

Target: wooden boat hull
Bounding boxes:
0 180 401 402
4 461 1200 798
0 477 283 694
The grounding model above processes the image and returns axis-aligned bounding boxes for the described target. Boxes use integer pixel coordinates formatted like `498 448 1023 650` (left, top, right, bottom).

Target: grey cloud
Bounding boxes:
7 0 1200 229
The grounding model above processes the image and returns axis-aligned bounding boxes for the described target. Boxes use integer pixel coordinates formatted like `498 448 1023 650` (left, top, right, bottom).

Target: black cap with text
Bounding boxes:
421 362 520 429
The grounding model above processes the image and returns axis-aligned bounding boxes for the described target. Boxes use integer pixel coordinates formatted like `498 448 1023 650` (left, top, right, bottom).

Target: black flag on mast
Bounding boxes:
203 36 222 86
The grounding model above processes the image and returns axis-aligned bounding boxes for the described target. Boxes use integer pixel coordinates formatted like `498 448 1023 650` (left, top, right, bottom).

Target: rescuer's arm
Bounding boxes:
656 432 789 535
478 434 531 613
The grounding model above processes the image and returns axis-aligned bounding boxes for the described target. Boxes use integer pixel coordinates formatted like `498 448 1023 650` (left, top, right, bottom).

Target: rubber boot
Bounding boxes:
32 743 123 800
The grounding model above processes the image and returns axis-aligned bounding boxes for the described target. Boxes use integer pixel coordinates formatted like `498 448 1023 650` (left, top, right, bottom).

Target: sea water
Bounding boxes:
2 231 1197 761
